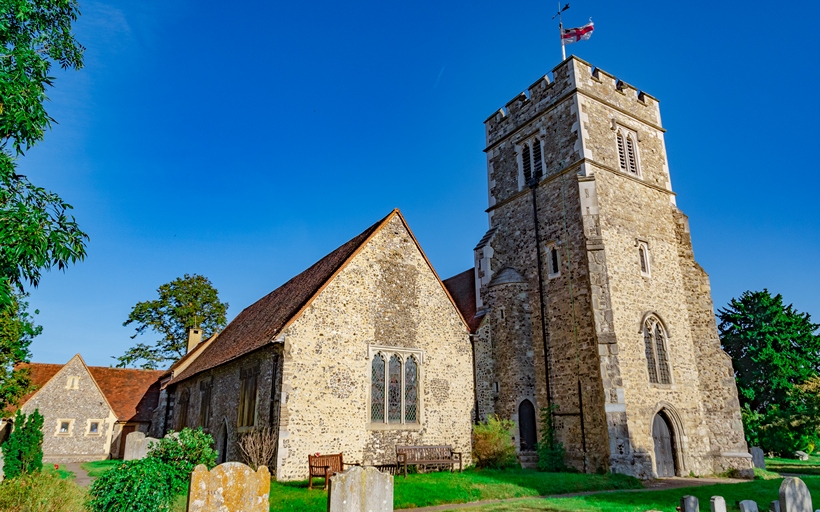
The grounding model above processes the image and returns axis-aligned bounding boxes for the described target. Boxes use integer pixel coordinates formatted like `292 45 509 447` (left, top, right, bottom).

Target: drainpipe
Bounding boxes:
469 333 481 424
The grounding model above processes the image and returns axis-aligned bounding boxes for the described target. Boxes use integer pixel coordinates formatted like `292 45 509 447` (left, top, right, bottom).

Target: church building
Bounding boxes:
467 56 752 478
152 56 751 480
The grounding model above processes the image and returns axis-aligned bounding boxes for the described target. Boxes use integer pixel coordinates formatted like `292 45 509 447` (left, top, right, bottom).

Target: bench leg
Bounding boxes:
308 474 313 490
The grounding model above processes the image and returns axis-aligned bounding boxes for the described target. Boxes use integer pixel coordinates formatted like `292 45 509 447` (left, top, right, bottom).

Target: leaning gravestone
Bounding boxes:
739 500 759 512
136 436 158 459
123 431 145 460
779 477 812 512
188 462 270 512
711 495 727 512
680 495 699 512
795 451 809 461
328 465 393 512
770 501 780 512
751 447 766 469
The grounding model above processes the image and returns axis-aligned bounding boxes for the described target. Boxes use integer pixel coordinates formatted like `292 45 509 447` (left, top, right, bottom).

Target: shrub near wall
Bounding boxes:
2 409 44 479
148 427 217 493
88 458 175 512
472 416 517 469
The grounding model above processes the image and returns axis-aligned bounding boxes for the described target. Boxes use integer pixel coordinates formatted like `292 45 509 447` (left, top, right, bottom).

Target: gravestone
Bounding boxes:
328 465 393 512
0 453 4 482
751 447 766 469
680 495 699 512
188 462 270 512
780 477 812 512
136 436 159 459
123 431 145 460
795 451 809 461
739 500 759 512
711 495 727 512
770 501 780 512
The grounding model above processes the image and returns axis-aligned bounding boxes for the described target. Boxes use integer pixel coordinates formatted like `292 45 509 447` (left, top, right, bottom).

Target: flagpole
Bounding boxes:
557 2 567 61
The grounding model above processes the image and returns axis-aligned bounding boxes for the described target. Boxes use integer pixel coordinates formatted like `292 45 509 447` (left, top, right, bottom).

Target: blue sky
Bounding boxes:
18 0 820 366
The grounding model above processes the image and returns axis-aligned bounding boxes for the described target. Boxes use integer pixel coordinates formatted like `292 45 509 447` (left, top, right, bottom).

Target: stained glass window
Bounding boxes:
388 355 402 423
371 354 385 422
644 316 670 385
404 357 418 423
644 325 658 383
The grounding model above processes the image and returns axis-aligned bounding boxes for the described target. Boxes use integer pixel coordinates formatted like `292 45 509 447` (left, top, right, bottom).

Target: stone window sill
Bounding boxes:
649 383 674 390
368 422 422 431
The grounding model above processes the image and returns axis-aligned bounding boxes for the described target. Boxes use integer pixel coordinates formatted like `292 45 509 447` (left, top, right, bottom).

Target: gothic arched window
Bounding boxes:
643 316 671 384
616 128 640 176
370 348 423 426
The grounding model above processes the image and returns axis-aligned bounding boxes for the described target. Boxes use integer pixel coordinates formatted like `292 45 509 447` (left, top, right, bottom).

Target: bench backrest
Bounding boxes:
396 445 453 462
308 453 343 475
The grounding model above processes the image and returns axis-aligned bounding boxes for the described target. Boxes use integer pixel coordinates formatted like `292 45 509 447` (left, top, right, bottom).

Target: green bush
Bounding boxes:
472 415 517 469
1 409 44 479
147 427 217 494
0 469 87 512
537 405 568 472
88 458 175 512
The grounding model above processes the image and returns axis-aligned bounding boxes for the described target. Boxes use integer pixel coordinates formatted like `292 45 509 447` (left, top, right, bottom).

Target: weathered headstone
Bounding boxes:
770 501 781 512
751 447 766 469
188 462 270 512
0 452 4 482
123 431 145 460
711 495 727 512
780 477 813 512
795 451 809 461
680 495 699 512
739 500 759 512
136 436 158 459
328 465 393 512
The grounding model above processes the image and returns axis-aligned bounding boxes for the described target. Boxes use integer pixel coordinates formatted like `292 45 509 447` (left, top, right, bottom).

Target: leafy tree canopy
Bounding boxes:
117 274 228 369
719 289 820 454
0 0 87 411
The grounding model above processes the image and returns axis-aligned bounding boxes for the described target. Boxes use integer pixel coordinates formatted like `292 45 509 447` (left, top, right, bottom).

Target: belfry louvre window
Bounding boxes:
370 347 422 425
616 128 640 176
238 364 260 428
520 140 545 185
643 316 671 384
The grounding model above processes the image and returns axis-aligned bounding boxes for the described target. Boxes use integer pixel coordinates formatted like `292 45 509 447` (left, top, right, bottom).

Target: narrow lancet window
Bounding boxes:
371 354 385 422
404 357 418 423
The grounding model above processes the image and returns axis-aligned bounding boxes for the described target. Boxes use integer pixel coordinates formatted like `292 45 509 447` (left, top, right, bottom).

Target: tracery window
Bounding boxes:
616 128 640 176
370 347 423 425
643 316 671 384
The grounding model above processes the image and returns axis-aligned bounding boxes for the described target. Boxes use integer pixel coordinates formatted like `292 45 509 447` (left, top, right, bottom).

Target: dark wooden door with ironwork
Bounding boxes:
652 414 675 477
518 400 537 451
118 425 135 459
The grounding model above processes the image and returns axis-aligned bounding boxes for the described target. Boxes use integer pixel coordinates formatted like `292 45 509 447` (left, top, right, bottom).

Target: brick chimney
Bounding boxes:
186 328 203 353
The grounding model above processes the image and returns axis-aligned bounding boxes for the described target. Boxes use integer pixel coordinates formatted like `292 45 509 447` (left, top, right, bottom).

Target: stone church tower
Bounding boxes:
471 56 752 478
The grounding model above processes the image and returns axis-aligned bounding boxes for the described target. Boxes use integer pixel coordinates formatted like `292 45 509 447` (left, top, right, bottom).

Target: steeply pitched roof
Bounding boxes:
16 361 163 422
172 211 392 383
443 268 483 333
88 367 164 422
173 209 470 384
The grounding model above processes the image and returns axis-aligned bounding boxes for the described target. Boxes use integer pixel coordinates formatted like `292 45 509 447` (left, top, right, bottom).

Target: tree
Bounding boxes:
0 0 88 410
2 408 44 479
719 289 820 455
0 293 40 414
117 274 228 369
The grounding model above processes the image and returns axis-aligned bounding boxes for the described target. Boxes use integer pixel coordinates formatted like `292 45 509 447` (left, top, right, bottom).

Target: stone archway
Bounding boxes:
652 411 677 477
518 399 537 452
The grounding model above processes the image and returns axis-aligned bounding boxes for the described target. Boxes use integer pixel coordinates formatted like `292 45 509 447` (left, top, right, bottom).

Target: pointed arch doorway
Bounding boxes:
518 399 537 451
652 412 676 477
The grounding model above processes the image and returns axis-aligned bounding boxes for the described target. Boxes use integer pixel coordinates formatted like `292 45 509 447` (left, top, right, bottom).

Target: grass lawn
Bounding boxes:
80 459 122 478
441 476 820 512
766 454 820 475
44 465 74 479
269 469 642 511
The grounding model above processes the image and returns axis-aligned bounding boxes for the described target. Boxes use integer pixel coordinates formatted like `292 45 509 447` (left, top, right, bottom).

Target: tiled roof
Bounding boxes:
443 268 483 333
88 367 164 422
172 211 392 383
16 362 163 423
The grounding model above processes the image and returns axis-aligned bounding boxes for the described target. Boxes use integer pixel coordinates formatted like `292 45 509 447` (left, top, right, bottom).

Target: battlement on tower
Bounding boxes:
484 56 662 148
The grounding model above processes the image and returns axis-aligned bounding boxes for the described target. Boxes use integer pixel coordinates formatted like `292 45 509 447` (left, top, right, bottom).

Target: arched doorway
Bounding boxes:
518 399 537 451
652 412 676 477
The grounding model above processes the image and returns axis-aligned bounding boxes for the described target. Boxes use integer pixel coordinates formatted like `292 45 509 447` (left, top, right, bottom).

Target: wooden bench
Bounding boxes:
307 453 358 490
396 445 462 478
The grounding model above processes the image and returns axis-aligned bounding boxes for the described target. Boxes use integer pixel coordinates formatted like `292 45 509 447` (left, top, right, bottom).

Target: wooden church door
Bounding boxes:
518 399 537 451
652 413 675 477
